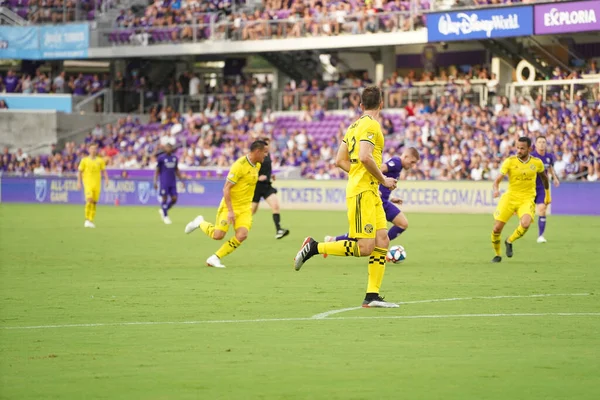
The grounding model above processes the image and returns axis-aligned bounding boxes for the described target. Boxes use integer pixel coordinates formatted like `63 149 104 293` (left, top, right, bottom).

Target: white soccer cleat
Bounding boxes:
537 236 547 243
163 216 172 225
206 254 226 268
324 235 335 242
84 220 96 228
159 208 166 219
184 215 204 234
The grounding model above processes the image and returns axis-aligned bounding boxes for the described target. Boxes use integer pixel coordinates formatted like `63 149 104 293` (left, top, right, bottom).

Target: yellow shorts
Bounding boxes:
347 191 387 239
84 185 101 202
214 205 253 233
493 194 535 223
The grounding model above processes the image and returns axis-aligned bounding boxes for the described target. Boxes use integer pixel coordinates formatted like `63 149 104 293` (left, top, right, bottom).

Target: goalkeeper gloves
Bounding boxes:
544 189 551 205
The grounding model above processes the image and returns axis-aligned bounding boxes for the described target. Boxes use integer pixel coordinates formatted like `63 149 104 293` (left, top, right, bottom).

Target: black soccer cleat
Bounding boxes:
491 256 502 263
276 228 290 240
505 240 513 258
362 295 399 308
293 236 317 271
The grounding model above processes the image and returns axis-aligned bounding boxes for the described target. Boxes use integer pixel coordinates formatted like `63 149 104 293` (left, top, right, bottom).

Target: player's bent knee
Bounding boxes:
537 204 546 215
493 221 504 234
213 230 226 240
357 240 375 256
235 229 249 242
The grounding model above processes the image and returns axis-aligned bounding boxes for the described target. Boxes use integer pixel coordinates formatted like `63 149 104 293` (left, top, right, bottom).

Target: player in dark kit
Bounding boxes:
154 143 184 225
324 147 419 246
251 138 289 239
531 136 560 243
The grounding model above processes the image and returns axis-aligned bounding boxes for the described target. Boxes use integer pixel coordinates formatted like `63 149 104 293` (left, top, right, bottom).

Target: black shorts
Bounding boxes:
253 183 277 203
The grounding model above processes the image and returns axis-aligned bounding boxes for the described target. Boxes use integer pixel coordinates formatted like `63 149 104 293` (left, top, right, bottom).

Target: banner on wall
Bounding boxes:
427 6 534 42
276 180 508 213
39 24 89 59
1 177 598 216
0 177 223 207
0 24 88 60
534 0 600 35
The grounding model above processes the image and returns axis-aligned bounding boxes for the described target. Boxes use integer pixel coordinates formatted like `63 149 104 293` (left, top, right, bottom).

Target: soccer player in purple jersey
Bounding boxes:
323 147 420 247
154 143 184 225
531 136 560 243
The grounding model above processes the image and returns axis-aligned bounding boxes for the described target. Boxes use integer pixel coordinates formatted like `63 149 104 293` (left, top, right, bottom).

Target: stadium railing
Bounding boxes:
506 77 600 102
94 10 419 47
160 81 489 114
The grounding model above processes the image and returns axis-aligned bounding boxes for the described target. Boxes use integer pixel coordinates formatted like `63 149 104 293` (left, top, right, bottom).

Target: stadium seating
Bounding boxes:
2 96 599 182
2 0 113 22
105 0 431 45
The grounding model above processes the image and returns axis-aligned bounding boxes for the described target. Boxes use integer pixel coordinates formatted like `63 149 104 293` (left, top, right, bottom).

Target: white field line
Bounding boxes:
310 293 592 319
1 313 600 331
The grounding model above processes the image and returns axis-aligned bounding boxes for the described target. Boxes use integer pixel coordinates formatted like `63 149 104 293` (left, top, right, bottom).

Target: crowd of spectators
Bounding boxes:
0 69 111 96
0 0 116 23
108 0 430 45
2 87 599 182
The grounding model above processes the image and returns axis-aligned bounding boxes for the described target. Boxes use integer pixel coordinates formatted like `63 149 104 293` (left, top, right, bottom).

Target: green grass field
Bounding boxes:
1 204 599 400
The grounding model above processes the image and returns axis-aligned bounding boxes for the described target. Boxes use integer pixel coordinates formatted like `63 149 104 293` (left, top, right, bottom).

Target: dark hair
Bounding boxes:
518 136 532 147
361 85 382 110
535 136 547 142
250 140 268 151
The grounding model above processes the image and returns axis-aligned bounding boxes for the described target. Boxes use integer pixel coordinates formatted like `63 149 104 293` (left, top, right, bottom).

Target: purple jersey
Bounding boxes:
531 150 555 188
157 153 178 187
379 156 403 201
4 76 18 93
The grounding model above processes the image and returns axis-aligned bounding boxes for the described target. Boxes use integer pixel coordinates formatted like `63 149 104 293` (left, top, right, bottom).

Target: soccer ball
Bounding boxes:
387 245 407 264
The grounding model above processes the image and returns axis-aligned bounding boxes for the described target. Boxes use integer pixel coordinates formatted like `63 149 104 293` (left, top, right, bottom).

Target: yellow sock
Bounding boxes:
85 202 92 221
200 221 216 239
317 240 360 257
89 203 97 222
491 232 501 256
373 247 387 290
508 224 528 244
367 248 387 294
215 237 241 259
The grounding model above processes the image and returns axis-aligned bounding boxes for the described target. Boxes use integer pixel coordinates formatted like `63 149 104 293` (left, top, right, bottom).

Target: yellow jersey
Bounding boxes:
222 155 260 211
343 115 385 198
500 155 544 200
78 156 106 187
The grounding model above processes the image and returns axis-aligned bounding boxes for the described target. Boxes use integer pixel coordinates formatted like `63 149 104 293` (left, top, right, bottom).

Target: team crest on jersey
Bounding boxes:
530 164 536 170
364 224 373 234
35 179 48 202
137 181 152 204
221 220 227 226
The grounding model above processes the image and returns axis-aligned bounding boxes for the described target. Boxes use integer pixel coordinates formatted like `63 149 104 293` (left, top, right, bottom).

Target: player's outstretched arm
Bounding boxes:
103 169 109 187
548 166 560 187
153 166 160 189
175 166 185 181
335 142 351 173
77 169 83 191
222 180 236 225
539 171 551 204
492 174 506 198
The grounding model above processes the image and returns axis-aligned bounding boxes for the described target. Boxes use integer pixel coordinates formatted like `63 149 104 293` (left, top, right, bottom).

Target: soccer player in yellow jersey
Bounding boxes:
184 140 269 268
77 144 109 228
491 137 550 263
293 86 399 308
